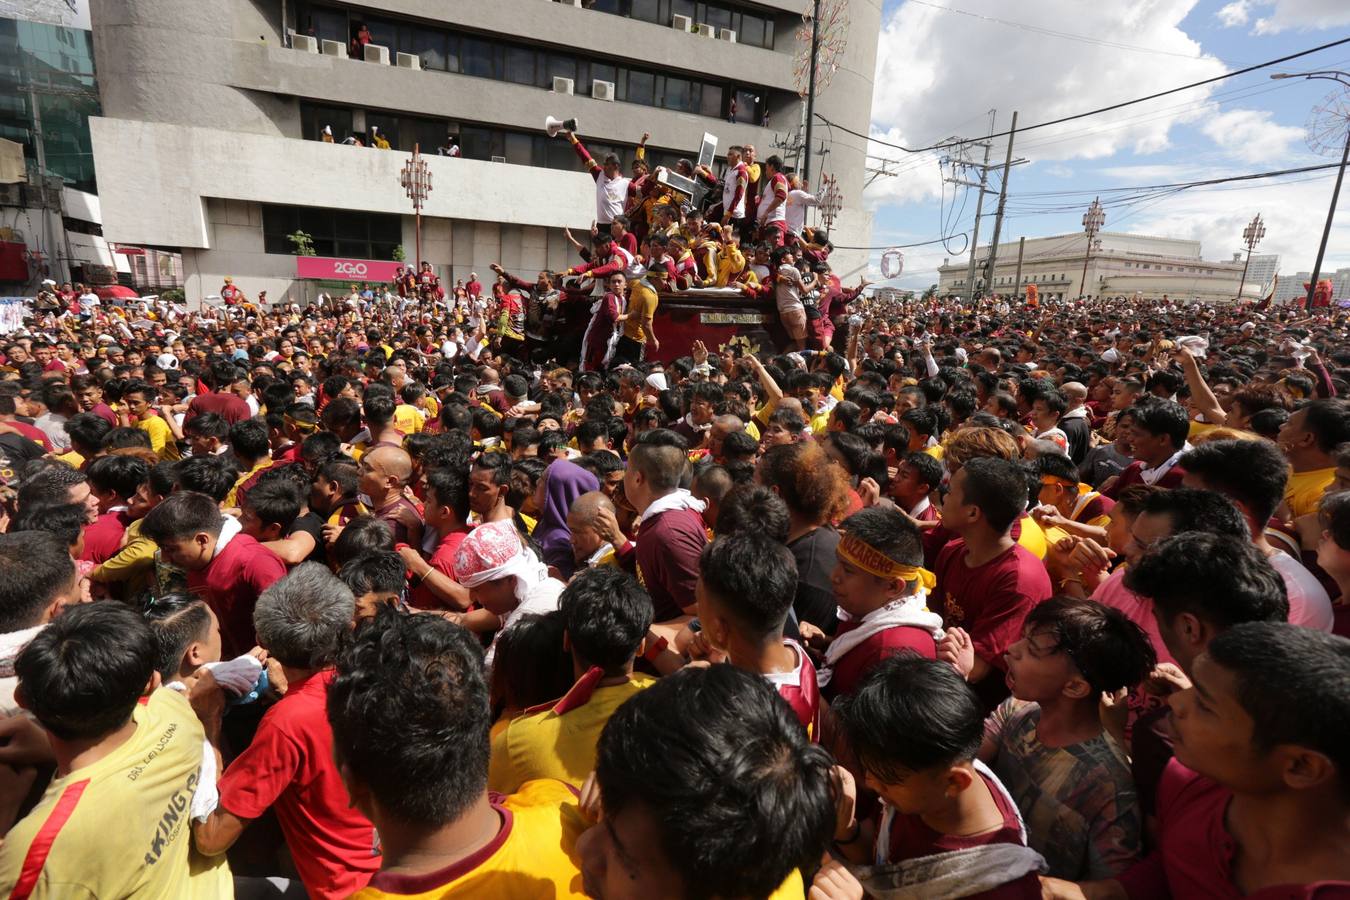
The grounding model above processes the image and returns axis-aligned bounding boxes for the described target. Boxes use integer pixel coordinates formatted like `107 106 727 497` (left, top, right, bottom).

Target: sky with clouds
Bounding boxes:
850 0 1350 290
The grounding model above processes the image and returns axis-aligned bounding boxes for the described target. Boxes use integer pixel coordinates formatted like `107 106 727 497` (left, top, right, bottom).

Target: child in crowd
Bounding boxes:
979 596 1156 880
338 551 408 619
804 506 944 700
695 531 821 737
831 654 1044 898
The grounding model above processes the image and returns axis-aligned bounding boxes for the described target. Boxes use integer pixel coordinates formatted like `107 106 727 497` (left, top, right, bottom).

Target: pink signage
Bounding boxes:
295 256 404 283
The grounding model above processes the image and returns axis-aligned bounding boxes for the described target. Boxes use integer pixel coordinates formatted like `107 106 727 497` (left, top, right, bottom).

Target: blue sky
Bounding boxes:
857 0 1350 290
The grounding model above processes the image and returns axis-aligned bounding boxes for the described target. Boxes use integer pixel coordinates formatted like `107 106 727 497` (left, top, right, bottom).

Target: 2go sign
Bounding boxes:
295 256 405 283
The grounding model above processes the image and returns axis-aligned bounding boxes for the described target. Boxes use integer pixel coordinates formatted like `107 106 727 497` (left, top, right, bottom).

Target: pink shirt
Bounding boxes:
1091 568 1177 666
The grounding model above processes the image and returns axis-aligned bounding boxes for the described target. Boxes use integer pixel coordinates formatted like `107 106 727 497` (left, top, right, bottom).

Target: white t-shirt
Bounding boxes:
757 173 788 225
1269 549 1334 632
596 173 630 224
786 190 817 234
78 291 100 308
722 162 748 219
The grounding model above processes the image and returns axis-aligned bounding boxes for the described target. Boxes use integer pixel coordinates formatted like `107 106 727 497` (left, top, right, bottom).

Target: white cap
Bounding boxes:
1240 321 1256 333
156 353 179 370
1101 348 1120 363
41 278 56 286
645 373 668 392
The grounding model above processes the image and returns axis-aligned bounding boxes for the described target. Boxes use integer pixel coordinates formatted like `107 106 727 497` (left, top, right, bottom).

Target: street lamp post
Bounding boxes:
1079 197 1105 300
399 144 432 276
1236 212 1265 301
1272 70 1349 309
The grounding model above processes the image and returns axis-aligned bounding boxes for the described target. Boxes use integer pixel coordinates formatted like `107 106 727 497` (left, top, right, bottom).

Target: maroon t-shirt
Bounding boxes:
934 540 1053 708
1118 760 1350 899
635 507 707 622
879 767 1041 899
80 509 132 564
185 389 252 425
825 622 937 701
188 532 286 658
1102 460 1185 499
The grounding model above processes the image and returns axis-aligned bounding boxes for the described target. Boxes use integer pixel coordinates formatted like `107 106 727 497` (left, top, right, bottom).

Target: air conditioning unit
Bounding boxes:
672 14 693 31
719 28 737 42
363 43 390 64
320 39 344 56
592 79 616 101
395 51 420 69
491 156 507 163
0 184 21 207
292 34 318 53
566 0 583 6
552 76 575 95
694 23 715 37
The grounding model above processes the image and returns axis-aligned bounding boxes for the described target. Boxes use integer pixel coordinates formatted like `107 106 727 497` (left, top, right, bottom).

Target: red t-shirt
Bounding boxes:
7 420 52 451
188 532 286 658
410 526 471 610
218 670 381 899
80 509 131 564
89 402 118 428
825 621 937 701
879 766 1041 899
1117 760 1350 899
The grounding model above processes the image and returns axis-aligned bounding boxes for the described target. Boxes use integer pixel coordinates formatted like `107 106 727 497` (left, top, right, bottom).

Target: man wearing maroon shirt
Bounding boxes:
603 431 707 624
934 458 1053 709
193 563 381 900
69 373 119 428
142 491 286 659
184 359 252 426
1042 623 1350 899
1102 398 1189 499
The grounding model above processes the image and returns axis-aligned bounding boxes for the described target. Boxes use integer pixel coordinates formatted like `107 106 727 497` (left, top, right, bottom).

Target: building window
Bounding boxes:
461 36 499 78
504 46 537 84
262 203 401 259
626 69 656 105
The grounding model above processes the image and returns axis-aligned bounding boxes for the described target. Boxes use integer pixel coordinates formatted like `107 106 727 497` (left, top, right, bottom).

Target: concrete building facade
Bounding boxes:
86 0 879 306
936 231 1260 304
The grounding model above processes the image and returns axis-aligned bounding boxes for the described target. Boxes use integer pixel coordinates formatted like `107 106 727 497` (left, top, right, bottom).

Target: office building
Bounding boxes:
936 231 1259 303
87 0 879 306
0 0 125 291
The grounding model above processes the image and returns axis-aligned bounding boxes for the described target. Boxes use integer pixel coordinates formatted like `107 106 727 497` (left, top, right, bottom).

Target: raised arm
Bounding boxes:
567 132 601 181
1174 347 1225 425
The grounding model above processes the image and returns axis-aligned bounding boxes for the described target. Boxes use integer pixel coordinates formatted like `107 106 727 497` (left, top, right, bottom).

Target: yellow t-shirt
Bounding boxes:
1286 466 1335 518
352 779 586 899
622 281 659 343
1017 514 1049 560
56 450 84 469
488 675 655 794
394 404 425 435
0 689 232 899
90 518 157 592
138 415 181 461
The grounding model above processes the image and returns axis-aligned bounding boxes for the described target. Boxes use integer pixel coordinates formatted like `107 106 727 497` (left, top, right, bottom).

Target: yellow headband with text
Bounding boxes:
837 533 936 591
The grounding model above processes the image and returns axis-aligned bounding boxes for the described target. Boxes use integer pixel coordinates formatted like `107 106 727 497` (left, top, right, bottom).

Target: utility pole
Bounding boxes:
802 0 821 187
955 113 996 300
1236 212 1265 300
982 110 1018 293
1012 236 1026 301
1079 197 1105 299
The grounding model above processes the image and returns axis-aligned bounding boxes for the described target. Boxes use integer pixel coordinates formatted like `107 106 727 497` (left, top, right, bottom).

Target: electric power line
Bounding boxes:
822 36 1350 153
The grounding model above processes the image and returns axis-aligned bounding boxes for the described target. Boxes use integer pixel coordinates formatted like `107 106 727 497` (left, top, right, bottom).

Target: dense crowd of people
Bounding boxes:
0 261 1345 900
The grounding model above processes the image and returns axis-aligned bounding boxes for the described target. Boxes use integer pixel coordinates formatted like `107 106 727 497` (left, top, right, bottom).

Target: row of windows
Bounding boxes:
1121 261 1218 274
300 102 687 176
261 204 403 260
576 0 777 50
296 2 771 123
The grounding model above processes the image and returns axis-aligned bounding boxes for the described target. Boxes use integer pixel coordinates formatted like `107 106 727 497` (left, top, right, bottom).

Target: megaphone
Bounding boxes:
545 116 579 138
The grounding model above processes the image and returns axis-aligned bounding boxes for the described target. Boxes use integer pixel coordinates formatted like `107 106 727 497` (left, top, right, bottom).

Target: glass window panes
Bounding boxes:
408 29 448 71
739 13 765 47
671 0 695 21
303 6 347 44
627 70 655 105
663 76 691 112
590 0 621 11
542 53 576 89
505 46 536 84
364 17 400 50
588 63 617 95
630 0 662 23
700 83 723 118
461 37 497 78
504 132 533 165
701 4 732 30
733 89 759 124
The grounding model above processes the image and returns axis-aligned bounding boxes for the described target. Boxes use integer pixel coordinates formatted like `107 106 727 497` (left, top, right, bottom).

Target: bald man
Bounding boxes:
567 490 619 569
1059 380 1092 464
358 445 423 546
707 415 745 464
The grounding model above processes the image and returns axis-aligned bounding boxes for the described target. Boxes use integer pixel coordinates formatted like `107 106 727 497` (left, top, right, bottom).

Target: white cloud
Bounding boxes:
1248 0 1350 33
1200 108 1305 163
868 0 1226 168
1044 164 1075 178
1216 0 1251 27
